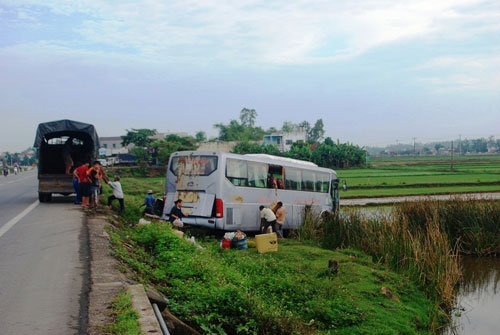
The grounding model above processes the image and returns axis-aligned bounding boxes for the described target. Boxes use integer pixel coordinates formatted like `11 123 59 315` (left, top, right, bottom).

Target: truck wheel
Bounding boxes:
38 193 52 202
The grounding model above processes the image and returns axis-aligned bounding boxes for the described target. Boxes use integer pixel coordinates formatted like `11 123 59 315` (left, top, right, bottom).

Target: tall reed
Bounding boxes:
297 206 461 310
395 197 500 256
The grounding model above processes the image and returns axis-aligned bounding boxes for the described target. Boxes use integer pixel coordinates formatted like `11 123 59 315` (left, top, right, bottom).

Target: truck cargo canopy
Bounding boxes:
33 119 100 152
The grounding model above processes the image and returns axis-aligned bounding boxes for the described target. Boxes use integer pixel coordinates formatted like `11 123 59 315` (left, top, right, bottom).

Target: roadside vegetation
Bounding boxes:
105 290 141 335
296 208 460 325
296 197 500 326
339 155 500 198
101 174 500 334
108 222 434 335
101 176 436 334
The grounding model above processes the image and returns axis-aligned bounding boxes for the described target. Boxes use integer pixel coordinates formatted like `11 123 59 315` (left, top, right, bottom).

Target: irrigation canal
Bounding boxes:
443 257 500 335
345 207 500 335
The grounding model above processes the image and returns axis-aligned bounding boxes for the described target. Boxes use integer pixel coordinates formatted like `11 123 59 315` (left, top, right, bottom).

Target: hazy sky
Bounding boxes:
1 0 499 152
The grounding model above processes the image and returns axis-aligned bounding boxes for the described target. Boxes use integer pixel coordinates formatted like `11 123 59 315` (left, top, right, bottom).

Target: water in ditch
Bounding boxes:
444 256 500 335
346 206 500 335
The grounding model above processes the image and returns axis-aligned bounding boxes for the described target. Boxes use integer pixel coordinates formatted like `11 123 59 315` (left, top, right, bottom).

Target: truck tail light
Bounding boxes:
215 199 223 218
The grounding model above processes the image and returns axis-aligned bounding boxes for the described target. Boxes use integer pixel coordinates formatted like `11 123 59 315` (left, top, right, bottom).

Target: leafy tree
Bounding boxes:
214 118 266 141
266 127 278 134
472 138 488 153
298 121 310 132
214 120 246 141
121 129 157 148
308 119 325 143
312 141 366 169
240 108 257 127
121 129 157 167
286 141 312 161
324 137 334 146
195 131 207 142
281 121 296 133
434 143 444 153
152 135 197 165
232 141 281 156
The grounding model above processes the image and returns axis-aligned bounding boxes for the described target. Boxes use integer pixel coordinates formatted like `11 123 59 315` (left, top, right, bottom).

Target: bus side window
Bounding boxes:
316 172 329 193
285 167 302 191
302 170 315 191
226 159 248 186
248 161 267 188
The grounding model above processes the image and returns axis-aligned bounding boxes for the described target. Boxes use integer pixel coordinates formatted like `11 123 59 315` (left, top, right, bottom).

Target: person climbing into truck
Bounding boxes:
62 138 74 174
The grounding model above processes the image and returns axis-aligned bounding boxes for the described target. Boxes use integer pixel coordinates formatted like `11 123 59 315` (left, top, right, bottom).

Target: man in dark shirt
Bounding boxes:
169 199 188 225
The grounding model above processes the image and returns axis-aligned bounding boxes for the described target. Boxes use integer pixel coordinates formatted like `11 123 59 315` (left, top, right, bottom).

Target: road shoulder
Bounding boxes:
87 214 129 335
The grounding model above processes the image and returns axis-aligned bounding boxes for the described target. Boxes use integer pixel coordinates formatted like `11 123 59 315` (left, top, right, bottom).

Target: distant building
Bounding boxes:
99 136 130 156
263 129 307 152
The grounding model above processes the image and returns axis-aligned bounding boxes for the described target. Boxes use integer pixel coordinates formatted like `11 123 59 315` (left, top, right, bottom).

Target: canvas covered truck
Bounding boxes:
34 119 99 202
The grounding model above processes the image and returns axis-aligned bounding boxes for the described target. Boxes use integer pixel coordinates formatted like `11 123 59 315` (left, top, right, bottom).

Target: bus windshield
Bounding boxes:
170 155 218 176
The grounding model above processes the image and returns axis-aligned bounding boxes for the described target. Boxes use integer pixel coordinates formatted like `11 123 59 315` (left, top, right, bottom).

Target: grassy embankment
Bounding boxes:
101 176 436 334
105 290 141 335
338 155 500 198
297 197 500 325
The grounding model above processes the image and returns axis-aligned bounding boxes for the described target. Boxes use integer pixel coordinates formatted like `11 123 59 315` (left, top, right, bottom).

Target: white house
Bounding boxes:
263 128 307 152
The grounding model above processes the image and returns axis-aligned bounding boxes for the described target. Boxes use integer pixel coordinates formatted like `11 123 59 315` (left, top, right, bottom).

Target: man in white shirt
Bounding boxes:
259 205 277 234
106 176 124 211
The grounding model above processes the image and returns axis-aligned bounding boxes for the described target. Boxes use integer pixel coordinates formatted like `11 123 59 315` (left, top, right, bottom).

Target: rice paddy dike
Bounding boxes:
339 154 500 198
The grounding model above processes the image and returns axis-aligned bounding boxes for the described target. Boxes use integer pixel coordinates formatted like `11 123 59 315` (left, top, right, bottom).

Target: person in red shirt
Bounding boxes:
74 162 90 208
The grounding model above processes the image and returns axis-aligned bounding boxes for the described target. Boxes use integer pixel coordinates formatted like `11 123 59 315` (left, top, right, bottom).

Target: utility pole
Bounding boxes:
459 134 462 156
451 140 454 171
413 137 417 157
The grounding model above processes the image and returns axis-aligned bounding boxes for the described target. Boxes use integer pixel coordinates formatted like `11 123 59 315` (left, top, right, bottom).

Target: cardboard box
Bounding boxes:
255 233 278 254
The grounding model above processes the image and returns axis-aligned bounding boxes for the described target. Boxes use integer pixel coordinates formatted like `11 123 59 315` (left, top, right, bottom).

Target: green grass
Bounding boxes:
105 290 141 335
102 176 437 334
339 155 500 198
109 223 434 335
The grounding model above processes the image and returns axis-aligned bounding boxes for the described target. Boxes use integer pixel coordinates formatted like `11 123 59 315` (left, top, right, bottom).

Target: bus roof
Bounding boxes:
170 151 337 176
244 154 318 167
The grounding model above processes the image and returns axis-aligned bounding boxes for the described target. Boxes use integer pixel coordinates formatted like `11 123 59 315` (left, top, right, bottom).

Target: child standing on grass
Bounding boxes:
106 176 124 211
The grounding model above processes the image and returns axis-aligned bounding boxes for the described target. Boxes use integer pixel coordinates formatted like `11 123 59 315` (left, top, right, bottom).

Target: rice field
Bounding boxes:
338 155 500 198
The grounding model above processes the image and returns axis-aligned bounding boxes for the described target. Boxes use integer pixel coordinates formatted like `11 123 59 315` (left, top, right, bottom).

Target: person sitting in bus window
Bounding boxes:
275 202 286 238
259 205 277 234
276 178 284 189
267 175 277 189
170 199 188 227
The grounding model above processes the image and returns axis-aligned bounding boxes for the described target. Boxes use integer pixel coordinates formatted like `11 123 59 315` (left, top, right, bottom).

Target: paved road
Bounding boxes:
0 170 88 335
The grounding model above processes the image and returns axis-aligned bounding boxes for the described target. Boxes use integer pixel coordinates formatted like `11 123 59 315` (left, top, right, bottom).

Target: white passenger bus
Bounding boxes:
161 151 339 231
